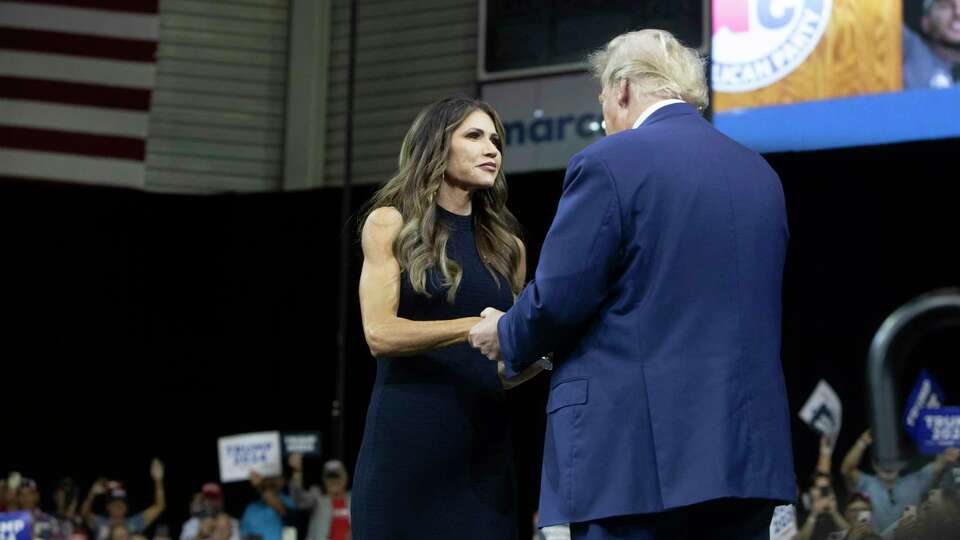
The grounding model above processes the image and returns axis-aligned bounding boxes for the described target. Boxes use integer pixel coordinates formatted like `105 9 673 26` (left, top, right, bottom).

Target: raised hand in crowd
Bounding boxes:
817 435 834 476
80 478 108 527
288 454 303 474
286 454 311 505
841 429 873 490
53 478 79 521
932 446 960 478
248 470 263 491
141 458 167 530
248 470 287 517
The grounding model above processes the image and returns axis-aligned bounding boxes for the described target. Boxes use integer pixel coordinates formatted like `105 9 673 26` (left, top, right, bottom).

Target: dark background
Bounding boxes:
2 136 959 538
484 0 704 73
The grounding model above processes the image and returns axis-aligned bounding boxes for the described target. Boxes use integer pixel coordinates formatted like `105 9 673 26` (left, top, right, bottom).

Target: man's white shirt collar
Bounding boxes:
632 99 685 129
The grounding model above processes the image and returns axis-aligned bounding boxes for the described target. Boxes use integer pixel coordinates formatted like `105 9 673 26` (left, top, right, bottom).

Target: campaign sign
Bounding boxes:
0 512 32 540
282 432 322 456
914 407 960 455
769 504 798 540
904 369 945 438
798 380 843 445
218 431 282 483
712 0 833 92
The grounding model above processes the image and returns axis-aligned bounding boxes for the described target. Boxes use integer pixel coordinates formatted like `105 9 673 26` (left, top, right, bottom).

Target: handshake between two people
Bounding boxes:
467 307 505 361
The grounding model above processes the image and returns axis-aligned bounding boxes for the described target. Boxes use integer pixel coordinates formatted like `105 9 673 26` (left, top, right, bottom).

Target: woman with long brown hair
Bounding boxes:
351 96 543 538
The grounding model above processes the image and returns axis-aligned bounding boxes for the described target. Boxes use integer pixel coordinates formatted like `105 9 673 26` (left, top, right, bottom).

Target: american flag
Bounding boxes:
0 0 159 187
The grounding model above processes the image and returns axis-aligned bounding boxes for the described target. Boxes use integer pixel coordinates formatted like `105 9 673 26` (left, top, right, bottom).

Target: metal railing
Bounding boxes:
867 288 960 468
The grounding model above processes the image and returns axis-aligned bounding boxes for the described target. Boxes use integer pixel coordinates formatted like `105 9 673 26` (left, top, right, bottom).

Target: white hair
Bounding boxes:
588 29 709 111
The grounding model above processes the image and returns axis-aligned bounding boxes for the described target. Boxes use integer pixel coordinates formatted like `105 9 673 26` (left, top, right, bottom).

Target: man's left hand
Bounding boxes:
469 308 504 361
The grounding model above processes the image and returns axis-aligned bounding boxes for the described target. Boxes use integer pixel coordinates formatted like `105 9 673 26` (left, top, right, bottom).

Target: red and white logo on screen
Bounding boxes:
712 0 832 92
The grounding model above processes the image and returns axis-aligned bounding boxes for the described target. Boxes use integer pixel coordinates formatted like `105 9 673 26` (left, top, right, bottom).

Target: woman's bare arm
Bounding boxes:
359 207 480 358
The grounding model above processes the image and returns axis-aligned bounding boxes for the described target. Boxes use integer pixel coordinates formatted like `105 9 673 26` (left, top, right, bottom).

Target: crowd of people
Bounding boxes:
794 431 960 540
0 456 352 540
2 433 958 540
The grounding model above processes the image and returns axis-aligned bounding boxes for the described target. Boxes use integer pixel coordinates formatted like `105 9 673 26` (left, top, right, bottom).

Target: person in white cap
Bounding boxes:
289 455 351 540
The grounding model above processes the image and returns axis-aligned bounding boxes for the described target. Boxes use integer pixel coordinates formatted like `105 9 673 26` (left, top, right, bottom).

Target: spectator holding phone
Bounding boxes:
842 429 959 531
843 492 874 533
81 459 166 540
797 437 849 540
796 472 849 540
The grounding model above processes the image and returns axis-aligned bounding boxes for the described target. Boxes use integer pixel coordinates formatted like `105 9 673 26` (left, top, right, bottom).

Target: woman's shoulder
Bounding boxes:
361 206 404 254
363 206 404 235
366 205 403 227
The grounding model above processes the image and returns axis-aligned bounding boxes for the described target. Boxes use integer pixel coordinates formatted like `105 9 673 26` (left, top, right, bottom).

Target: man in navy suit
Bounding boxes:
469 29 796 539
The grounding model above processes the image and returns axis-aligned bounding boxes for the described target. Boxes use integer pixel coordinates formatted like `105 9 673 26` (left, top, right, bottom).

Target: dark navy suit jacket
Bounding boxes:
498 103 796 526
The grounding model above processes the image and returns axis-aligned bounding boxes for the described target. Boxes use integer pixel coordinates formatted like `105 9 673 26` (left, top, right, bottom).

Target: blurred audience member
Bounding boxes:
2 473 22 512
841 429 958 531
797 436 848 540
18 478 64 540
192 513 233 540
180 484 238 540
53 478 81 538
906 462 960 539
240 472 294 540
211 513 236 540
81 459 167 540
108 524 130 540
152 524 171 540
843 522 883 540
289 455 351 540
797 472 849 540
843 492 874 533
904 0 960 89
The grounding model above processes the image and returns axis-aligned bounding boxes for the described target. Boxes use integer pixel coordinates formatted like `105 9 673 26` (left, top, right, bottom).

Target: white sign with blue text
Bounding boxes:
798 380 842 447
218 431 282 483
481 73 605 174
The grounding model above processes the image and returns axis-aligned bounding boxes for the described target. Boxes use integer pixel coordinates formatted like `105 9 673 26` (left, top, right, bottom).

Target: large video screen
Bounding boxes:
711 0 960 153
481 0 705 79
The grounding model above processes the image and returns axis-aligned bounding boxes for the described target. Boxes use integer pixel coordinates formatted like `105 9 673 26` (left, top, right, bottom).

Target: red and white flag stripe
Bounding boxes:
0 0 159 187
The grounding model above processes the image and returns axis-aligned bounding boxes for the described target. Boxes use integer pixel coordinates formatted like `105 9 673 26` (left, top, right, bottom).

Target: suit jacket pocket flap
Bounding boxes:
546 378 588 413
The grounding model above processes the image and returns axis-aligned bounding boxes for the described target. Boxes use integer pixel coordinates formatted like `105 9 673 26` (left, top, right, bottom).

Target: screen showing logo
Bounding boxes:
712 0 832 92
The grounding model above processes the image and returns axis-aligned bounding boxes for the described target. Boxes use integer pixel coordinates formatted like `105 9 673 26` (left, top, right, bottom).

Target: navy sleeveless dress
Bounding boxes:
351 206 518 539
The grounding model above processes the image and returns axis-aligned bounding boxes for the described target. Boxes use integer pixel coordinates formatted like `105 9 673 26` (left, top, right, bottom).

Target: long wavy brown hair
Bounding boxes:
360 96 523 303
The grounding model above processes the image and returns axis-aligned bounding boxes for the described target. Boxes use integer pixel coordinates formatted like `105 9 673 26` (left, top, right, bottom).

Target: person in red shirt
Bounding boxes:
289 456 351 540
